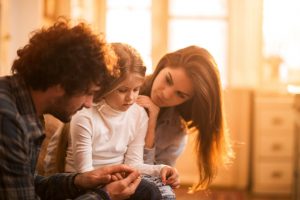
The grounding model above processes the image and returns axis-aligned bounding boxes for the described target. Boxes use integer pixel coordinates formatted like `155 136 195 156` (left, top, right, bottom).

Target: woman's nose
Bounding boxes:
162 88 173 100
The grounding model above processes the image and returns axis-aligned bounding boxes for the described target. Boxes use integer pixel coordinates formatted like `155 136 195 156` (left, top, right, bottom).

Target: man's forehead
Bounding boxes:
88 84 101 92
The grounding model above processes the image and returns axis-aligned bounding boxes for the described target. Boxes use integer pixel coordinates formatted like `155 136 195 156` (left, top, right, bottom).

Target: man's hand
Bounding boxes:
104 170 141 200
74 164 136 189
160 166 180 189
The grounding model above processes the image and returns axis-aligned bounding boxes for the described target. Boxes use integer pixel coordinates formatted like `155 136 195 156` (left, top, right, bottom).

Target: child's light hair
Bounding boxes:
94 43 146 102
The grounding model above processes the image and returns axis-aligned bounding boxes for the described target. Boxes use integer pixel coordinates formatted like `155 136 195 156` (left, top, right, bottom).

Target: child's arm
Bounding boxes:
70 113 94 172
123 106 148 166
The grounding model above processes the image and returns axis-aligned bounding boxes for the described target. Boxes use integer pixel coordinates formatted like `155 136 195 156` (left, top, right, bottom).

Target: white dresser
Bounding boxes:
252 91 295 195
294 94 300 200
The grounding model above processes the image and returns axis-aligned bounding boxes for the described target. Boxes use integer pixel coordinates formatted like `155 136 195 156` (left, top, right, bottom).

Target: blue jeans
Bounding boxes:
141 175 176 200
128 178 162 200
129 175 176 200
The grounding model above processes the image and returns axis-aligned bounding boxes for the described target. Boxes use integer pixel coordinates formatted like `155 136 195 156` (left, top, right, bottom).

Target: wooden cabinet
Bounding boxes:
293 95 300 199
252 92 295 195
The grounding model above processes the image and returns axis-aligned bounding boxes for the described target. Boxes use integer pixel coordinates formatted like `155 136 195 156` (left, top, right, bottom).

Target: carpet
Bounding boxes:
175 188 247 200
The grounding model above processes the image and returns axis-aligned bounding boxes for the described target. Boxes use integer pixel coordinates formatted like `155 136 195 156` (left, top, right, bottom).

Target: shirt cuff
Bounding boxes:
71 173 85 195
143 147 156 164
95 187 111 200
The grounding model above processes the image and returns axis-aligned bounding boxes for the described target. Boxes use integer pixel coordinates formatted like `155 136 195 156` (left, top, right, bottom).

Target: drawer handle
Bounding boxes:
271 117 283 125
271 171 282 178
271 144 282 151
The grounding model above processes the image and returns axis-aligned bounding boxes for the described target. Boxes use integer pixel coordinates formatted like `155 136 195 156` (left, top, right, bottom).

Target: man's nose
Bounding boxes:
83 95 93 108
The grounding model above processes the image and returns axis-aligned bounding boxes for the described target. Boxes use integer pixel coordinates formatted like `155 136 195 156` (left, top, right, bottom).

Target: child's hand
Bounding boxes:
160 166 180 189
111 172 126 181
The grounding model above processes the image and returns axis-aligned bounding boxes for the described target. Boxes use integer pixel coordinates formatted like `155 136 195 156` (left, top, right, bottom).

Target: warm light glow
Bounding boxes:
68 0 228 79
169 0 228 86
263 0 300 84
287 84 300 94
169 0 227 17
106 0 152 74
71 0 94 24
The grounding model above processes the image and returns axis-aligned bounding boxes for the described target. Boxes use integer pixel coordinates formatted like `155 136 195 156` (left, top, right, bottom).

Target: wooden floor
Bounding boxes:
174 186 292 200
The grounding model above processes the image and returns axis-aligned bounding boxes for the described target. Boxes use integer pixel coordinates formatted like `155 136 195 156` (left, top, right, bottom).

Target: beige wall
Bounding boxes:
0 0 43 75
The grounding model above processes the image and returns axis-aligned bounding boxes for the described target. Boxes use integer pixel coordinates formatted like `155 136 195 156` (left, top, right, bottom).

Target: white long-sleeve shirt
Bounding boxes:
65 100 165 176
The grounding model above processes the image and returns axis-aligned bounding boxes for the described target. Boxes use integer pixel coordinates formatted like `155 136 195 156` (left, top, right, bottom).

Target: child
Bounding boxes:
45 43 179 199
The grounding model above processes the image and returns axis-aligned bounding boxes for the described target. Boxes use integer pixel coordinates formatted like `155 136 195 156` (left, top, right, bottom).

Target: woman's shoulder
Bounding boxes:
157 107 187 134
159 107 181 123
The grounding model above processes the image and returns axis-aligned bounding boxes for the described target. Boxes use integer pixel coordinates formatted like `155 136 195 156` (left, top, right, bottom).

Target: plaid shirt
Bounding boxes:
0 75 110 200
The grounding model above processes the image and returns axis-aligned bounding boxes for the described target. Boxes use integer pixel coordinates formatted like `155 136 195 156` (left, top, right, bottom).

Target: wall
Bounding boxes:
0 0 42 75
228 0 263 88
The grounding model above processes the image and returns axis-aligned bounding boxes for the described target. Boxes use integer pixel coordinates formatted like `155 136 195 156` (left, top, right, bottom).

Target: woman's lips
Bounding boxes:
154 94 164 106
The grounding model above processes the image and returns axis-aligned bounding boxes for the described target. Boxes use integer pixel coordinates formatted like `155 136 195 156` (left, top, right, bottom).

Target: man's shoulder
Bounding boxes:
0 76 17 116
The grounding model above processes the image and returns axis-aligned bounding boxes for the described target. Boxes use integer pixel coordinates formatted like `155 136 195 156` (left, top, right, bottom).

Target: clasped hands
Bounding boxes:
74 164 180 200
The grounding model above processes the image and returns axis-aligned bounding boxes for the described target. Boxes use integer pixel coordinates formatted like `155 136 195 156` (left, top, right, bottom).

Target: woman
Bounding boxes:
137 45 234 191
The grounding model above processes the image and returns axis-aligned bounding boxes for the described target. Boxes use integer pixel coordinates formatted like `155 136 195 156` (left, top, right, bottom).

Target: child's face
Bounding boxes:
105 74 144 111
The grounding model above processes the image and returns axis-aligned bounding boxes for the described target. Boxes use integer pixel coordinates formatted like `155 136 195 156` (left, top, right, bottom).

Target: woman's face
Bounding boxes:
150 66 194 107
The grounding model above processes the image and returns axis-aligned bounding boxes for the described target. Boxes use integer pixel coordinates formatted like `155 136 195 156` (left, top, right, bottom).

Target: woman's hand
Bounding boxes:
160 166 180 189
136 95 160 149
136 95 160 119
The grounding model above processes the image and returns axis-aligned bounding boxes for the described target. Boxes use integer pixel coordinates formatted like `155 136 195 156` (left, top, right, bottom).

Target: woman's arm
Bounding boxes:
136 95 160 149
155 134 188 167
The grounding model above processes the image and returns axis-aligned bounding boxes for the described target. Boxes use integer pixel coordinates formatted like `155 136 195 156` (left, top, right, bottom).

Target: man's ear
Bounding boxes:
51 84 66 97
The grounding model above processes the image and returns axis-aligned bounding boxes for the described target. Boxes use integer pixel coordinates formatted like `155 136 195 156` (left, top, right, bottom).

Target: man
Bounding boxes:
0 19 141 200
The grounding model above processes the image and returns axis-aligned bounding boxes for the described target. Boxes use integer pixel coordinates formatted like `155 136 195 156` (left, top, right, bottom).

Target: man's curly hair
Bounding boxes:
12 18 114 95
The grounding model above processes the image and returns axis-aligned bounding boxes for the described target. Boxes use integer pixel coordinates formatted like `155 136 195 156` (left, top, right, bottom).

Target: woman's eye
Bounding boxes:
177 92 186 99
165 76 172 85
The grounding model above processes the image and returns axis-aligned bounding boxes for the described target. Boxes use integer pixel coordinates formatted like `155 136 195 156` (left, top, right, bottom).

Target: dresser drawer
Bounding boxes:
254 162 293 191
252 92 295 195
255 108 294 134
257 134 294 157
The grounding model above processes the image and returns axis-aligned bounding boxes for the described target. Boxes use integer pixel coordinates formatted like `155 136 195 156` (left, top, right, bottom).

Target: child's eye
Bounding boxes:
117 88 127 93
133 87 140 92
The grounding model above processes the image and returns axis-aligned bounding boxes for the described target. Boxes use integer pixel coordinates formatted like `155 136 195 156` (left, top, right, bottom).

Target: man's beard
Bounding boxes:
47 95 81 123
